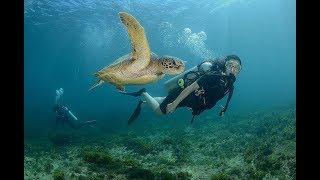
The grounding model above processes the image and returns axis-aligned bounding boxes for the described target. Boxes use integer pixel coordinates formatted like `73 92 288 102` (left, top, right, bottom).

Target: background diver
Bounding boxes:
53 88 97 129
121 55 242 124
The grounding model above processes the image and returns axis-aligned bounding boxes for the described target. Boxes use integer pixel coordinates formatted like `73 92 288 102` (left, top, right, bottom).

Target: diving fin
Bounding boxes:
191 115 196 124
119 88 146 97
128 100 145 125
89 80 104 91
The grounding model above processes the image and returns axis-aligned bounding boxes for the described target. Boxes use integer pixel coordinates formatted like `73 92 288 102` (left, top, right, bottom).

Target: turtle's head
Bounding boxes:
160 56 186 75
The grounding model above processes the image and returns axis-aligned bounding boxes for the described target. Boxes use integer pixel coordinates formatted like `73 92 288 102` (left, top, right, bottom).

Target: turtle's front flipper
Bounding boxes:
119 12 151 71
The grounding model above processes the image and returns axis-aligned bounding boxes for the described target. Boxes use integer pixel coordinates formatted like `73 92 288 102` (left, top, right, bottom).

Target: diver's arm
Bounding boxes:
77 120 97 129
219 86 234 116
168 81 200 111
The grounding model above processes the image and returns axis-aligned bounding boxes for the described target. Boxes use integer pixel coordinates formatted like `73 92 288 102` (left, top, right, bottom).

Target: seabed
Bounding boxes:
24 107 296 180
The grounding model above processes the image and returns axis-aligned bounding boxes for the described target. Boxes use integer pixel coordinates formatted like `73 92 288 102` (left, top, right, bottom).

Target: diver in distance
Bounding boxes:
121 55 242 124
53 88 97 129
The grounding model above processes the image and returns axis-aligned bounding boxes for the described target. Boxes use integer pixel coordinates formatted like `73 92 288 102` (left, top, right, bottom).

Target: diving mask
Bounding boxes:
225 59 241 76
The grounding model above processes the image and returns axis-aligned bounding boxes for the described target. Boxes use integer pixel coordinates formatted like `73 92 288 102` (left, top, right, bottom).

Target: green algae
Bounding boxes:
52 169 65 180
83 149 115 165
24 108 296 179
211 172 232 180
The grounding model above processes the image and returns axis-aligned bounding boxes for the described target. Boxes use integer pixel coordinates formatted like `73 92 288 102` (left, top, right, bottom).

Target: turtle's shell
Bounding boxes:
107 53 132 68
99 52 158 73
90 12 164 91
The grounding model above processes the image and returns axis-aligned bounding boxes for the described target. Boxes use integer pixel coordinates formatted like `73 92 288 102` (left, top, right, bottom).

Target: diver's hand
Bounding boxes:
166 102 177 114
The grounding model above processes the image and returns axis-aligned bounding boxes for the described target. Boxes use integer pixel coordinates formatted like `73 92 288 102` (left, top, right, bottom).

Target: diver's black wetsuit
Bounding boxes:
55 105 95 129
159 60 236 117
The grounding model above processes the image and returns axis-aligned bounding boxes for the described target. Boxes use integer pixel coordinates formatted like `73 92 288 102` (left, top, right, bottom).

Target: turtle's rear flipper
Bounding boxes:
128 100 145 125
89 80 104 91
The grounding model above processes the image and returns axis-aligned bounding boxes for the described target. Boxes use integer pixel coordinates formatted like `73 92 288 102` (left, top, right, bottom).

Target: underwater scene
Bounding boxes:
24 0 296 179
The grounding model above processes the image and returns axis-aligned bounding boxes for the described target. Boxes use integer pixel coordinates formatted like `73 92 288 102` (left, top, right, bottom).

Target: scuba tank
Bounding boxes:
63 107 78 121
164 66 198 93
164 61 213 93
67 108 78 121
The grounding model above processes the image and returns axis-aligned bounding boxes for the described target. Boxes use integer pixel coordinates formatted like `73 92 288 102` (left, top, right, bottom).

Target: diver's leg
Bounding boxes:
141 92 164 115
77 120 97 129
119 88 165 115
154 97 165 104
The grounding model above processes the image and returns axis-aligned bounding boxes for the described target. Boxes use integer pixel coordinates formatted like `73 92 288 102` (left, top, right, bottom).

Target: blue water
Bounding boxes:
24 0 295 137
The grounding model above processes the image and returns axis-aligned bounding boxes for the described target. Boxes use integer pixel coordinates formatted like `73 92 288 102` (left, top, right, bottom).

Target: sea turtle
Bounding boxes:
89 12 185 92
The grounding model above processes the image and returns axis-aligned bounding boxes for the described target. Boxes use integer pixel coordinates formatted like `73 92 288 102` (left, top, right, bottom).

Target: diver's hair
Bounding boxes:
225 55 241 65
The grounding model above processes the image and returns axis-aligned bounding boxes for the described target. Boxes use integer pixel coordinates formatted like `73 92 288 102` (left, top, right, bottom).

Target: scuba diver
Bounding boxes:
53 88 97 129
120 55 242 124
